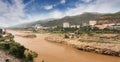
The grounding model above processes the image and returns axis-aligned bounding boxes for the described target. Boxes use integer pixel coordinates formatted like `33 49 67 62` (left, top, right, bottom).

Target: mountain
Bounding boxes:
11 11 120 28
10 19 54 28
95 12 120 23
42 12 102 27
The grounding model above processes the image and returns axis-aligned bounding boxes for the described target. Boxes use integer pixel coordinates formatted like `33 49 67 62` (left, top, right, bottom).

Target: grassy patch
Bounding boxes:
78 39 110 43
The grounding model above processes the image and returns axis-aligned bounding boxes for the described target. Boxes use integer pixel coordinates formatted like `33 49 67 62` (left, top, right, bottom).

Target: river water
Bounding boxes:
9 30 120 62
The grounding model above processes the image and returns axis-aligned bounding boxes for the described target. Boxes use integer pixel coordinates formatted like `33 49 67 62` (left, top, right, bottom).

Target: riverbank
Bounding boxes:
45 34 120 57
0 31 38 62
0 50 21 62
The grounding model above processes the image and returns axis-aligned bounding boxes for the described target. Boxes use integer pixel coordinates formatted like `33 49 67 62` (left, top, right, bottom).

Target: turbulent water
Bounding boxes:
9 30 120 62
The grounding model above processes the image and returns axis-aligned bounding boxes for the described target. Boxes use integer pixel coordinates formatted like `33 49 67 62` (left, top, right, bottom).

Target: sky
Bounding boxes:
0 0 120 27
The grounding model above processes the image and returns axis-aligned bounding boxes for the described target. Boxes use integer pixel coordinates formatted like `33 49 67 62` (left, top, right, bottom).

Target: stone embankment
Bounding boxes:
45 36 120 57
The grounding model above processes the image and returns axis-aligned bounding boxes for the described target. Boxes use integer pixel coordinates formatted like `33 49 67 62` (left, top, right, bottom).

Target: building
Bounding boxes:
63 22 70 28
82 23 88 26
70 25 80 28
70 25 76 28
89 20 97 26
34 24 43 30
76 25 80 28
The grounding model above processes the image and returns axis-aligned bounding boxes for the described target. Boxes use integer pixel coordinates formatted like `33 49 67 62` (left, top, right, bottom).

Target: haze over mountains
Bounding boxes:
11 11 120 28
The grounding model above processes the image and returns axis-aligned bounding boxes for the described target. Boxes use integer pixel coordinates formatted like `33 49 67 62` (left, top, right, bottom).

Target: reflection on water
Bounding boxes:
10 31 120 62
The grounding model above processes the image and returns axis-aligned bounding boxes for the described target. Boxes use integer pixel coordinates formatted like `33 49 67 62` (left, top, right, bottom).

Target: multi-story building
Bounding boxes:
63 22 70 28
34 24 43 30
89 20 97 26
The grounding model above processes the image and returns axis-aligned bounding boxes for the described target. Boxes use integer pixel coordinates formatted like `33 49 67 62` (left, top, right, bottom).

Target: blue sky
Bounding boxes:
0 0 120 27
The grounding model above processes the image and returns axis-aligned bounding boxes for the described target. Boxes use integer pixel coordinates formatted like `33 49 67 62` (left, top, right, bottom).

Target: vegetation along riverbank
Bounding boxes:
0 32 38 62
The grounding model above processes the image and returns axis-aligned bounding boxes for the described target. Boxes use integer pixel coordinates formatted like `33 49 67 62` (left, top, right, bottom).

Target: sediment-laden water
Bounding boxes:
9 30 120 62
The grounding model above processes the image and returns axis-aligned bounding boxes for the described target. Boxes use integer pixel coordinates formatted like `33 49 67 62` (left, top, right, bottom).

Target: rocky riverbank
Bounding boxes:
0 50 21 62
45 34 120 57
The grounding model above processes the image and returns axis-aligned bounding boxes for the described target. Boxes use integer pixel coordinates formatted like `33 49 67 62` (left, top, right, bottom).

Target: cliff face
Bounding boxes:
0 50 21 62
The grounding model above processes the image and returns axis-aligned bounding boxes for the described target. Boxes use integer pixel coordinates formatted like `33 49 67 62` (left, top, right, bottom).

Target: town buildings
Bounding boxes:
63 22 81 28
63 20 119 29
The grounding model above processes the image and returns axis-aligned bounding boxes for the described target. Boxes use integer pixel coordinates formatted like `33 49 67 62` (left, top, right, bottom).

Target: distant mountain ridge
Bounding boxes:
42 12 102 27
11 11 120 28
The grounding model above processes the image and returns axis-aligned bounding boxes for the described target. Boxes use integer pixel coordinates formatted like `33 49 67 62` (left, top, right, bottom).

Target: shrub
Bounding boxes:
25 53 33 62
30 51 38 58
64 34 69 38
9 42 26 58
4 43 10 50
87 32 94 36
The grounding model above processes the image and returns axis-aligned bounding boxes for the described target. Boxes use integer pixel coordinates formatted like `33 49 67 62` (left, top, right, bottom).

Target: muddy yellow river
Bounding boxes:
9 30 120 62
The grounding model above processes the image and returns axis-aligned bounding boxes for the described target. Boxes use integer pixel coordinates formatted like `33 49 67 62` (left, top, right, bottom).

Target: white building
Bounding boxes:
70 25 76 28
76 25 80 28
63 22 70 28
89 20 97 26
34 24 43 30
70 25 80 28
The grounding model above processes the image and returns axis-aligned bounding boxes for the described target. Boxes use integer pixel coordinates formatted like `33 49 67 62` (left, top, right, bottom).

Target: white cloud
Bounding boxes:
27 10 64 21
64 0 120 16
0 0 26 27
82 0 92 3
61 0 66 4
43 5 53 10
0 0 35 27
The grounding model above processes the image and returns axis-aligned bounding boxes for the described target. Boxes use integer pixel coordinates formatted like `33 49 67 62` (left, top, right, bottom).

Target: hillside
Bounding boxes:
43 12 102 27
11 11 120 28
10 19 52 28
96 12 120 21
